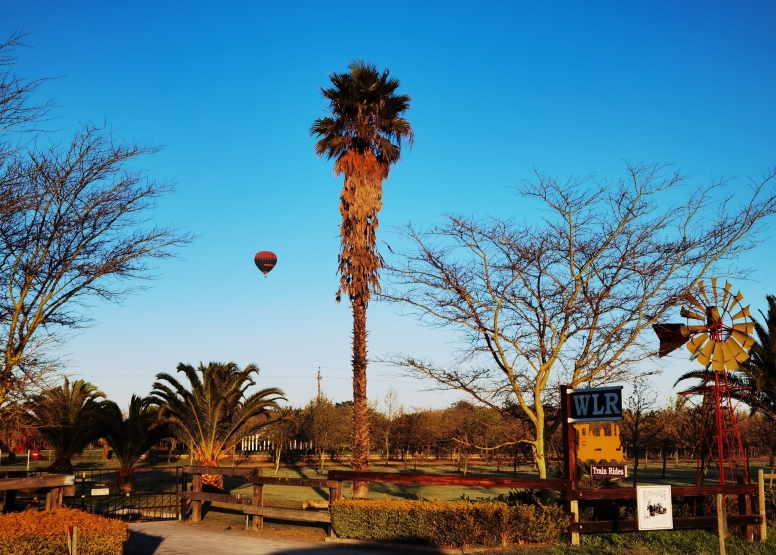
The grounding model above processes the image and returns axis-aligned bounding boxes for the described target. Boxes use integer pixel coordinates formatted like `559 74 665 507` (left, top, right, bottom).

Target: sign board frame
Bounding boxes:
637 485 673 530
90 487 110 496
568 386 623 422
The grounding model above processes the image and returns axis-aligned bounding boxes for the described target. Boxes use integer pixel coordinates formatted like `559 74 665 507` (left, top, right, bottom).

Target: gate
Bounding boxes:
64 466 184 520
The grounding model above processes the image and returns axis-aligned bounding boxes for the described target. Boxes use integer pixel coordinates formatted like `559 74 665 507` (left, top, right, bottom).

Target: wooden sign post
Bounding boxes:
560 385 579 545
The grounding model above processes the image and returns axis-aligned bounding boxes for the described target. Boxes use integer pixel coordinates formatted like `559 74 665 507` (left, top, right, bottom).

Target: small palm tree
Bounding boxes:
150 362 285 491
311 61 412 498
100 395 171 491
31 378 108 474
739 295 776 419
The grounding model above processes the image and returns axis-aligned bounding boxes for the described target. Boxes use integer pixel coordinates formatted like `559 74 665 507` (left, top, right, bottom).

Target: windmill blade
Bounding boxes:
686 333 709 355
725 338 750 363
733 322 755 335
731 329 755 351
721 341 741 370
734 290 744 303
707 306 721 323
722 281 733 311
680 307 706 321
697 339 715 367
711 342 725 371
724 358 740 371
731 305 751 321
697 280 711 305
712 277 719 306
684 292 707 312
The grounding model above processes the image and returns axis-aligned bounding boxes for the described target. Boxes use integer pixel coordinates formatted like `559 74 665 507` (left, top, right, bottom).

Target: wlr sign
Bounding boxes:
568 386 623 422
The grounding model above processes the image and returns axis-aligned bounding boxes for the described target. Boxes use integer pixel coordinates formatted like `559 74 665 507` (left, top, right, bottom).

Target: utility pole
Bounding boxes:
317 368 322 400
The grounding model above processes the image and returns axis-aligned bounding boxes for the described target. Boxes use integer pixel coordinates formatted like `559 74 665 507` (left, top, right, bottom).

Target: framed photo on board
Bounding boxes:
637 485 673 530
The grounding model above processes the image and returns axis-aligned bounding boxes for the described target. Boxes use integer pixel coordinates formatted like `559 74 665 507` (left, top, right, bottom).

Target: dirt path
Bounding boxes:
128 521 442 555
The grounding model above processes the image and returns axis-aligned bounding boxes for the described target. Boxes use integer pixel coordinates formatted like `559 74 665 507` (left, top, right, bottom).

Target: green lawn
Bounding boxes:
502 530 776 555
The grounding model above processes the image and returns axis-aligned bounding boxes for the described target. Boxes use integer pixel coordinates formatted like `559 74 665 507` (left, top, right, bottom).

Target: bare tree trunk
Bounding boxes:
351 298 370 498
632 454 640 486
274 447 281 476
661 448 667 479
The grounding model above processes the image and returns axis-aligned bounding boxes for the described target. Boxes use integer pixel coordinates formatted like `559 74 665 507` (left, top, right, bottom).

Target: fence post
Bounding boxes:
759 469 767 541
738 476 754 541
66 525 78 555
717 493 728 555
191 473 202 523
252 467 263 530
179 470 187 522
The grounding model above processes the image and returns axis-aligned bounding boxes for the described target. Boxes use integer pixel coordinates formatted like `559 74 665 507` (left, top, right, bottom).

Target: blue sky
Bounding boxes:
3 1 775 410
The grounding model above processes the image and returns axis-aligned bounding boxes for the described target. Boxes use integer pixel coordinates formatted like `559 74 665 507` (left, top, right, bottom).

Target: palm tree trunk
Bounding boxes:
351 298 370 499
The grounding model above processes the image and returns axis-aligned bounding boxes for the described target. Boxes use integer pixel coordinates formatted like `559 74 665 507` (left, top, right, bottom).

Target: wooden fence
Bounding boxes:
0 473 73 512
180 466 766 544
180 466 341 534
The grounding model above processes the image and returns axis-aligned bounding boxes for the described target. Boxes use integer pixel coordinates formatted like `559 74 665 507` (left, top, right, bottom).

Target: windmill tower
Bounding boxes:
653 278 756 485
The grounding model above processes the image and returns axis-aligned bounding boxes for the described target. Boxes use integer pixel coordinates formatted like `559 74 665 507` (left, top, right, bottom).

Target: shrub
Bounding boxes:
0 508 129 555
331 498 568 548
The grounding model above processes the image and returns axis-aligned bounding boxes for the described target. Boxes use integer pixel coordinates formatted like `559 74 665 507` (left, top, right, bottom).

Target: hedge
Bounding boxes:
0 508 129 555
331 499 568 548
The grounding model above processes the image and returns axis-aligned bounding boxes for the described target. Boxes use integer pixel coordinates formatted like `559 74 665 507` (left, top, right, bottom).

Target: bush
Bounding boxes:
331 498 568 548
0 508 129 555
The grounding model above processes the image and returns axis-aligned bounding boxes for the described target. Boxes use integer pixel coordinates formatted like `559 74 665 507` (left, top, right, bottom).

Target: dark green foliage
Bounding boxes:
149 362 285 465
331 498 568 548
311 60 412 166
29 378 109 473
100 395 170 469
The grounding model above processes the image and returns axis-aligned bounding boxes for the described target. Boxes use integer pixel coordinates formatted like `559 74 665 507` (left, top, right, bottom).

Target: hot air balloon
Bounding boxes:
254 251 277 277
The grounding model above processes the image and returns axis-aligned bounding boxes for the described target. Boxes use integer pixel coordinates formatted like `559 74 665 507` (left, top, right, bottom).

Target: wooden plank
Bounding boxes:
248 476 332 488
327 470 570 489
673 485 758 497
178 491 251 505
0 474 75 491
183 466 252 477
570 515 762 533
242 505 331 523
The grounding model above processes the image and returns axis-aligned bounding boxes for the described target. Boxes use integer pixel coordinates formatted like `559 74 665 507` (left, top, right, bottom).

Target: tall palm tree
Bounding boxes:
150 362 284 491
30 378 108 474
100 395 171 491
311 61 412 498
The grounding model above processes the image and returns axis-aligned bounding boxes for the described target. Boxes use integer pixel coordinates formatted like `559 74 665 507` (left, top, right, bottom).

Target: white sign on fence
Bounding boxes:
90 488 110 496
637 485 673 530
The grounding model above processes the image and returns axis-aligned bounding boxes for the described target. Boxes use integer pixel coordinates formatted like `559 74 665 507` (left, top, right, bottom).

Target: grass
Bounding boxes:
501 530 776 554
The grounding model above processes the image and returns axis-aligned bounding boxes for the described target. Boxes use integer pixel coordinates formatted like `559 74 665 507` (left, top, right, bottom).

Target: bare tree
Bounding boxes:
382 163 776 478
0 29 56 135
263 407 298 475
0 125 192 406
620 376 661 485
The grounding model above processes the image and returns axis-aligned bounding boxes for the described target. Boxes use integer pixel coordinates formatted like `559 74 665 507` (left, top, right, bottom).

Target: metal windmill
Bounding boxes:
652 278 756 485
